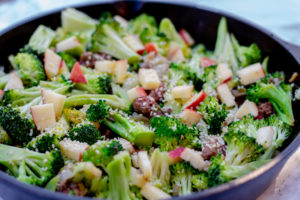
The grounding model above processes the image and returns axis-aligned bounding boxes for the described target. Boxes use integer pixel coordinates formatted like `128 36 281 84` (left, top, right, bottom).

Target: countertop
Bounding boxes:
0 0 300 199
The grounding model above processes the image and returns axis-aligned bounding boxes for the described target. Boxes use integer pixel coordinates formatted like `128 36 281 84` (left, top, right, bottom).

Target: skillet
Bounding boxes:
0 0 299 199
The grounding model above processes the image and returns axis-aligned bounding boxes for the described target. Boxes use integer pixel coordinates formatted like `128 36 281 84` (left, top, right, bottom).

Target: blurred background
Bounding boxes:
0 0 300 200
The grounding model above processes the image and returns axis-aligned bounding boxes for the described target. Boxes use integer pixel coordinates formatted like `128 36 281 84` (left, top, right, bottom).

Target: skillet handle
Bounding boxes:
280 40 300 63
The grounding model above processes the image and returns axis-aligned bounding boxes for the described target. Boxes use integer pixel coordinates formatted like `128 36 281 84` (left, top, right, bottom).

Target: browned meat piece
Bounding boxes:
149 82 167 102
256 101 275 119
232 89 246 106
79 52 112 68
140 52 169 79
57 181 87 196
132 96 163 118
202 138 225 160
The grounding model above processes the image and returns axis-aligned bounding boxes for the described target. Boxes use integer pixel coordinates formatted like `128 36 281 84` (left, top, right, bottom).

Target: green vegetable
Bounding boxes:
28 25 56 53
0 126 12 144
75 73 112 94
26 133 60 153
68 124 101 145
86 100 109 123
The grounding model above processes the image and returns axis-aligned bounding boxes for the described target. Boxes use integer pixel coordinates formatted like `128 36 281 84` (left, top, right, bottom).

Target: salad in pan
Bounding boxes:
0 8 299 200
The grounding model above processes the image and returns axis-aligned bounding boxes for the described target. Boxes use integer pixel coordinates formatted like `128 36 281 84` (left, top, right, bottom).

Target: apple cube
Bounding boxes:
112 59 129 84
59 139 89 161
236 100 258 119
41 89 66 119
138 68 161 90
138 151 152 179
201 57 216 68
31 104 56 131
56 36 80 52
169 147 185 162
180 148 207 170
172 85 193 100
70 62 87 83
237 63 265 85
256 126 275 148
130 167 146 188
0 90 4 101
4 73 24 90
127 87 147 102
123 34 144 52
94 60 116 74
217 83 235 107
141 183 171 200
44 49 61 79
179 29 195 46
167 42 184 62
113 15 129 28
183 90 207 110
216 63 233 83
57 60 69 75
180 109 202 126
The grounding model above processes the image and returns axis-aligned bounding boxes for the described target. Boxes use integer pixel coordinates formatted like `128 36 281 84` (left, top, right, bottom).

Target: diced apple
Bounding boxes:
118 138 135 154
235 100 258 119
167 42 184 62
180 109 202 126
127 87 147 102
0 90 4 101
56 36 80 52
44 49 61 79
201 57 216 68
70 62 87 83
180 148 207 170
4 73 24 90
138 68 160 90
256 126 275 148
31 104 56 131
183 90 207 110
41 89 66 119
57 60 69 75
172 85 193 100
217 83 235 107
123 34 144 52
130 167 146 188
179 29 195 46
113 15 129 28
138 151 152 179
141 182 171 200
112 59 129 84
216 63 232 83
137 42 158 55
59 139 89 161
94 60 116 74
169 147 185 162
237 63 265 85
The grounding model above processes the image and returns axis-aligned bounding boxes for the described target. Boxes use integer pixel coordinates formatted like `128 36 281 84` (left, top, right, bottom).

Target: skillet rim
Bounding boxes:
0 0 299 199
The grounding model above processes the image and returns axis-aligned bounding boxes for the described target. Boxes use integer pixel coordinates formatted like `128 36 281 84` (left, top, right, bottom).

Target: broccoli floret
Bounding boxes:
150 116 199 151
68 124 101 145
76 73 112 94
0 126 12 144
208 154 269 187
159 18 184 47
202 65 220 90
82 140 124 168
26 133 60 153
0 144 64 186
223 131 264 165
64 108 87 126
106 151 133 200
86 100 109 123
231 34 261 67
27 25 56 53
91 13 140 63
191 172 209 191
169 162 199 196
12 53 46 87
198 96 228 134
246 81 294 125
150 149 172 189
3 87 41 106
127 13 158 39
57 52 76 71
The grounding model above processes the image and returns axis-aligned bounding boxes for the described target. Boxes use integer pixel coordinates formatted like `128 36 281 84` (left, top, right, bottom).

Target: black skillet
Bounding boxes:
0 1 300 200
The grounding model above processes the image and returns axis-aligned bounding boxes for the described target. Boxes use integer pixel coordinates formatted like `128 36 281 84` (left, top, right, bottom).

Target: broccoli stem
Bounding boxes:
0 74 10 89
214 17 228 58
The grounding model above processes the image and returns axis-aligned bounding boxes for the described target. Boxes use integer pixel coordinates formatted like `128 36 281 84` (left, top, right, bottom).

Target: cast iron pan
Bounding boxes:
0 1 299 200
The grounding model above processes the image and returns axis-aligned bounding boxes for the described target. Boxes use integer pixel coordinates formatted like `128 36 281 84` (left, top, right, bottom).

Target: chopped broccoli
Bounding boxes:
0 144 64 186
12 53 46 87
86 100 109 123
57 52 76 71
150 116 199 151
159 18 184 47
91 13 140 63
0 74 10 89
75 73 112 94
26 133 60 153
214 17 228 58
64 108 87 126
82 140 124 168
246 81 294 125
3 87 41 106
198 96 228 134
68 124 101 145
27 25 56 53
127 13 158 39
202 65 220 90
0 126 12 144
191 172 209 191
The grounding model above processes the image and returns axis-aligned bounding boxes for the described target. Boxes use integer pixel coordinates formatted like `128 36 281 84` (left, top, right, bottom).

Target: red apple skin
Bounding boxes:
136 87 147 96
70 62 87 83
179 29 194 46
169 147 185 159
0 90 4 101
222 75 232 84
137 42 158 55
79 145 90 161
201 57 216 68
184 90 207 110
